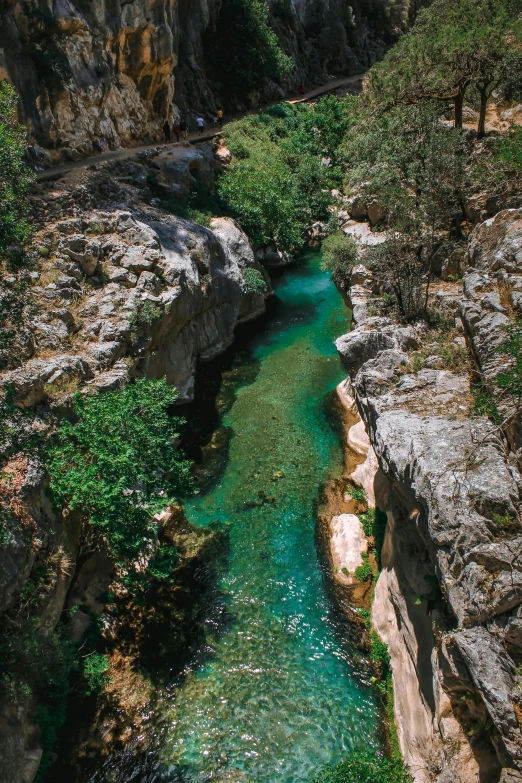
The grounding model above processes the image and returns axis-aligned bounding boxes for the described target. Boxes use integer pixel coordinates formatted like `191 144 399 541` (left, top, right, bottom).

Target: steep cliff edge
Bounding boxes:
336 210 522 782
0 142 271 782
0 0 403 161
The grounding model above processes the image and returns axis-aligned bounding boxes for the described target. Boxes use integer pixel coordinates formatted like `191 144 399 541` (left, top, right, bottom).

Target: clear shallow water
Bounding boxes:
154 254 381 782
93 254 382 783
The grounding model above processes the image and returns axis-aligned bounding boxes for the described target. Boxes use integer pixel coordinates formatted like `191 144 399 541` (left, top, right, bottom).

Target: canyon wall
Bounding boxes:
0 0 402 161
0 142 270 782
336 209 522 782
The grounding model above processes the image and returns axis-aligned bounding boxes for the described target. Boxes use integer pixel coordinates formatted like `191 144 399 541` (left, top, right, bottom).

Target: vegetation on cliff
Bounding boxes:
219 96 352 251
205 0 293 103
312 749 412 783
364 0 522 134
47 378 194 579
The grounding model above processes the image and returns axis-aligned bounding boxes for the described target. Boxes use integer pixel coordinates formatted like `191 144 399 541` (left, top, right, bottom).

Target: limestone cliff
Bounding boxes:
336 210 522 782
0 141 270 782
0 0 403 161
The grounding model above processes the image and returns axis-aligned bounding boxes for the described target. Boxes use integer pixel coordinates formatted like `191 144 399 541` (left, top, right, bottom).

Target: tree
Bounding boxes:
364 0 522 133
204 0 293 104
47 379 194 570
320 231 357 289
0 80 34 253
343 102 466 317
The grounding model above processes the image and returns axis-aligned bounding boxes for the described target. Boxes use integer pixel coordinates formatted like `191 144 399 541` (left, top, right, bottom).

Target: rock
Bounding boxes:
346 194 368 220
445 628 522 768
367 200 385 226
336 330 396 375
347 420 370 456
329 514 367 585
468 209 522 272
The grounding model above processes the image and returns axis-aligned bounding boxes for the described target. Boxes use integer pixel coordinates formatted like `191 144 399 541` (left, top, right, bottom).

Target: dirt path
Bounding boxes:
35 74 364 183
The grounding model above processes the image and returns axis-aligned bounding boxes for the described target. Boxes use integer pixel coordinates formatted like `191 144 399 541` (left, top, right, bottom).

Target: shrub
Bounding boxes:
204 0 293 103
311 748 412 783
46 379 195 570
354 552 373 581
349 486 366 503
219 98 354 252
81 653 111 696
0 81 35 253
320 232 357 287
242 267 268 294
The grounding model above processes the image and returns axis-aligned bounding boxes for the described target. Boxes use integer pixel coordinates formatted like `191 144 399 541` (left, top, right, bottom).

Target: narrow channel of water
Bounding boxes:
93 253 382 783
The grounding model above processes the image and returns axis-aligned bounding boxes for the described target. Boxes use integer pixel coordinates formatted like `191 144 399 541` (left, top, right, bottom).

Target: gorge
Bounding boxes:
2 1 522 782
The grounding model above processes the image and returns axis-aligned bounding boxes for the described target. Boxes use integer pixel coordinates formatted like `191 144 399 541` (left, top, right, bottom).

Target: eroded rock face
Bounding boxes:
336 208 522 779
0 0 405 159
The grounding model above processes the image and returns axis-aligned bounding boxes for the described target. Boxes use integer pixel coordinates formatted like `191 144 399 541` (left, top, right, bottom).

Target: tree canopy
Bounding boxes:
364 0 522 134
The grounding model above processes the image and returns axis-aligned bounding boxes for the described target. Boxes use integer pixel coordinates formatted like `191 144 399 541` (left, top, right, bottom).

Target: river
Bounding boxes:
94 252 382 782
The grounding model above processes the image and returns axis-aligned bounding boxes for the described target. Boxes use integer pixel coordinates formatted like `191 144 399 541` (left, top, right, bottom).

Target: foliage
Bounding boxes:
359 508 387 568
46 379 194 570
349 486 367 503
204 0 293 103
354 552 373 581
497 318 522 405
129 299 162 342
219 97 354 251
81 653 111 696
0 81 34 253
0 608 76 781
496 125 522 173
344 102 466 319
320 232 357 287
311 748 412 783
363 0 522 133
242 267 268 294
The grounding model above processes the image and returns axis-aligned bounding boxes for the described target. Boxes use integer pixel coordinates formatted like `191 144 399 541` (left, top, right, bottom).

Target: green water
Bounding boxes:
92 254 381 783
149 254 381 782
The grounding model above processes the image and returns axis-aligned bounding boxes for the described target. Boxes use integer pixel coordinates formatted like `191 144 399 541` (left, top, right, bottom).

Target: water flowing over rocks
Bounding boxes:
335 209 522 781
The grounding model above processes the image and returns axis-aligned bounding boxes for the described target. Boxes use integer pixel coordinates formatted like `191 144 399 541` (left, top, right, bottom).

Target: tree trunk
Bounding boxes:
454 91 464 129
478 85 488 138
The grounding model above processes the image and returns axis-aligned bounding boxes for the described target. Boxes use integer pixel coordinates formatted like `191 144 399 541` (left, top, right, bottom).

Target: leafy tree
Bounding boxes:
47 379 194 570
205 0 293 103
364 0 522 133
343 102 466 318
242 267 268 293
312 749 412 783
0 80 34 252
219 97 354 251
320 231 357 289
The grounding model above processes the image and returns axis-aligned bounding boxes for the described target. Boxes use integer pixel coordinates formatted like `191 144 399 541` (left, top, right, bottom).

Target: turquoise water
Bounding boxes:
149 254 381 782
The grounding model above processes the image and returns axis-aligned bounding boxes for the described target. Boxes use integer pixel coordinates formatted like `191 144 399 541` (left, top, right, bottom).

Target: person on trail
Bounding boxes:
299 82 305 96
213 115 219 128
179 118 188 140
173 120 181 142
196 116 205 136
163 119 171 142
217 109 224 128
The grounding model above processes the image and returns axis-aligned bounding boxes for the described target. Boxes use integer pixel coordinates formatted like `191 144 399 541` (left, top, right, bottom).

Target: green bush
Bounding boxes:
242 267 267 294
81 653 111 696
321 232 358 287
219 97 354 252
0 81 34 252
355 552 373 581
311 749 412 783
47 379 195 571
204 0 293 103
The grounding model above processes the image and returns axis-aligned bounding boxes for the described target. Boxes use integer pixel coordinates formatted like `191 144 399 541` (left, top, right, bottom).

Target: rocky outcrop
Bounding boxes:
0 0 405 161
0 142 271 782
335 212 522 781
